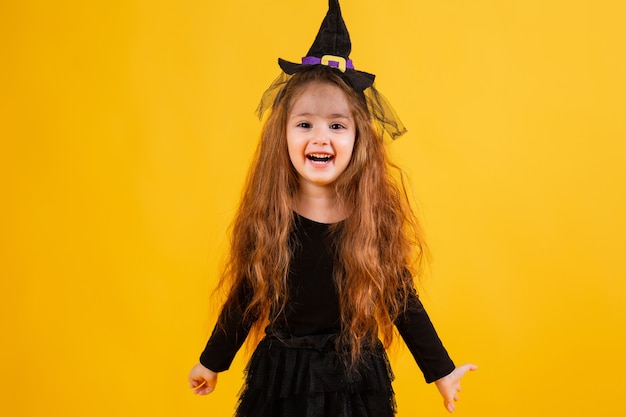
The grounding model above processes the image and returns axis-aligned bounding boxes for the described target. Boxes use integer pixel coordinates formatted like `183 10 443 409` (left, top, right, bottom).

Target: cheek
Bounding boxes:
342 137 357 160
286 139 303 167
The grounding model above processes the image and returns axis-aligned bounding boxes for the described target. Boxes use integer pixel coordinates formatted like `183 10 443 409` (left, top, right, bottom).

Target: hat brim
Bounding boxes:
278 58 376 92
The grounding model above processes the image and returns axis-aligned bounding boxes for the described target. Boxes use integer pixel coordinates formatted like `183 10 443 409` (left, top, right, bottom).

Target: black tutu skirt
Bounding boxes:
235 333 396 417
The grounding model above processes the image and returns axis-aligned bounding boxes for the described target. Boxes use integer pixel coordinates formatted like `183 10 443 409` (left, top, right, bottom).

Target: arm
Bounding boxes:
395 288 477 412
394 288 456 383
189 283 256 394
198 302 253 373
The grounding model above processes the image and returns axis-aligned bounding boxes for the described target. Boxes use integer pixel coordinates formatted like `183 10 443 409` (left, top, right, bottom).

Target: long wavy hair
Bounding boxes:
216 66 427 366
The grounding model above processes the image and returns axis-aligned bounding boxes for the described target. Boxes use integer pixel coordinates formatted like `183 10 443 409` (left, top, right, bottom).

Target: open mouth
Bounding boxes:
306 153 334 165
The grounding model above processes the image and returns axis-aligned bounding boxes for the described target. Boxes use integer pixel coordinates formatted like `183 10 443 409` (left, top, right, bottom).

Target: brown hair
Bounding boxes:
217 66 426 365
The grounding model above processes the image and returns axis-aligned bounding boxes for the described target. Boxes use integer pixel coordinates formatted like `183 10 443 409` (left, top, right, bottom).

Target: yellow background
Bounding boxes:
2 0 625 416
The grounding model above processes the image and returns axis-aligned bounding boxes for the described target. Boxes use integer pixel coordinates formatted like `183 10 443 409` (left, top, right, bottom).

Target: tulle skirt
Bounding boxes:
235 333 396 417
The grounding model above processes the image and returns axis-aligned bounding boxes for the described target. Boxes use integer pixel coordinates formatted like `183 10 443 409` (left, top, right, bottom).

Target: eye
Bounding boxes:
296 122 311 129
330 123 345 130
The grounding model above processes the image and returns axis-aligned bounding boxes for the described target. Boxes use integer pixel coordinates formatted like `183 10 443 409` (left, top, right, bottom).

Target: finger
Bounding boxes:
190 380 206 390
457 364 478 378
446 401 456 413
463 363 478 372
195 385 215 395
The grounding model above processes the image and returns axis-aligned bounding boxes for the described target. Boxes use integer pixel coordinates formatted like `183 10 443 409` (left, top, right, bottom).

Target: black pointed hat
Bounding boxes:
258 0 407 139
278 0 375 92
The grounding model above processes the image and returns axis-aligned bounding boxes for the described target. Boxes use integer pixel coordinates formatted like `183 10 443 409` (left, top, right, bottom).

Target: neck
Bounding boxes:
294 183 347 224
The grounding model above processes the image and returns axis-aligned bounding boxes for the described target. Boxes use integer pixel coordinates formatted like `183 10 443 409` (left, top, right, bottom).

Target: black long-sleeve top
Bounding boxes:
200 214 455 383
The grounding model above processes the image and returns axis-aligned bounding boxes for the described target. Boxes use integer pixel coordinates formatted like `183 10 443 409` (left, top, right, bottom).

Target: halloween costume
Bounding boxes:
198 2 455 415
200 215 454 417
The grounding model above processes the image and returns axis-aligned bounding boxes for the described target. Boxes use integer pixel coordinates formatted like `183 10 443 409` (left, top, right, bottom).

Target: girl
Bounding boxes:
189 1 476 415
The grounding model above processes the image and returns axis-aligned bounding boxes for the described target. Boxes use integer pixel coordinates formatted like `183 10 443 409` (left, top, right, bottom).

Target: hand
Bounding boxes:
434 363 478 413
188 363 218 395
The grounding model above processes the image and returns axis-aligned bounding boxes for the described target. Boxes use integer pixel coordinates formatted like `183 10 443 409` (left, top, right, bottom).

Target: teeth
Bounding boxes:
307 153 333 160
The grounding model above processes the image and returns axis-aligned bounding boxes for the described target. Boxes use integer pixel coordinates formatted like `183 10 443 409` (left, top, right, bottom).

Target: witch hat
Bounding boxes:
278 0 375 92
258 0 406 139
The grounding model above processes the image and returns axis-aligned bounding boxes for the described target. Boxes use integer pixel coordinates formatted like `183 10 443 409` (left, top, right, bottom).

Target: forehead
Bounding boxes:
289 81 353 115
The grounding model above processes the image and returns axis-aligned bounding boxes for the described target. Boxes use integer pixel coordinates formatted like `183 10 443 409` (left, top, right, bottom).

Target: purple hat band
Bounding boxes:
301 55 354 72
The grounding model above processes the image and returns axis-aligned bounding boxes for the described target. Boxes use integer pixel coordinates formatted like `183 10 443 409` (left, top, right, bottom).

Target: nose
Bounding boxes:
311 125 329 145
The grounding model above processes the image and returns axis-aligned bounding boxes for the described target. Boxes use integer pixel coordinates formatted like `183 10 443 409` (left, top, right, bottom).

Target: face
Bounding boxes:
286 81 356 194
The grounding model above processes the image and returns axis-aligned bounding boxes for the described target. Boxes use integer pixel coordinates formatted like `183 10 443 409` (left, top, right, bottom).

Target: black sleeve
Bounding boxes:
199 284 255 372
394 288 456 383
